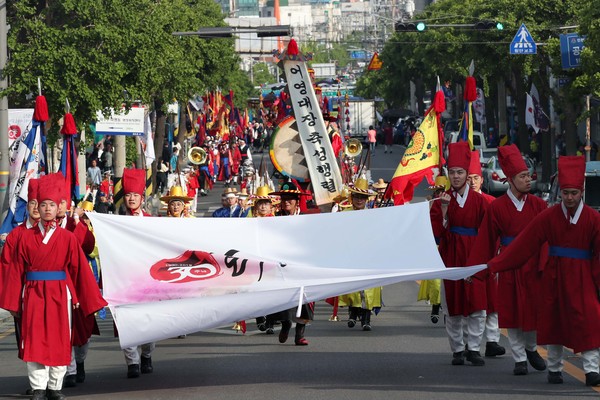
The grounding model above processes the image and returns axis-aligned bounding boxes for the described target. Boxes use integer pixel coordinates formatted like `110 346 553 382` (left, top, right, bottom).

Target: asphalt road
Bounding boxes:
1 281 598 400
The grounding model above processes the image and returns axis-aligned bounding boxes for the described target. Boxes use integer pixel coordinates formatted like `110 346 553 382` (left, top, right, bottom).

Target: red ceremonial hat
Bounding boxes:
468 150 482 176
447 142 471 171
36 174 62 205
558 156 585 191
27 178 39 202
122 168 146 196
498 144 527 179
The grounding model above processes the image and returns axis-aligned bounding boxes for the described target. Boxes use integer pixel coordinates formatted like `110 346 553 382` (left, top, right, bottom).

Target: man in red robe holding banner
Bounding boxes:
468 144 547 375
467 150 504 358
120 168 157 379
430 141 489 367
0 174 106 400
488 156 600 386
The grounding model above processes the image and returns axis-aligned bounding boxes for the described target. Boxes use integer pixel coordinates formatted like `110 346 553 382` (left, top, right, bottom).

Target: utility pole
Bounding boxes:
0 1 9 219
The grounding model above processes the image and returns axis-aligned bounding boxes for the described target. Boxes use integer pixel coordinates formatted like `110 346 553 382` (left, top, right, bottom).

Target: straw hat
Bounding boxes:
372 178 387 190
222 187 238 198
80 200 94 212
348 178 375 196
252 185 275 201
428 176 449 191
238 188 249 199
332 187 350 203
269 182 308 197
160 186 193 203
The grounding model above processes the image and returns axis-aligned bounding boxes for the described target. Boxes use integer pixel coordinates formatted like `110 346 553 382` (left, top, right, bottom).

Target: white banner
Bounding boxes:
87 202 485 348
283 60 343 205
8 109 34 150
95 107 145 136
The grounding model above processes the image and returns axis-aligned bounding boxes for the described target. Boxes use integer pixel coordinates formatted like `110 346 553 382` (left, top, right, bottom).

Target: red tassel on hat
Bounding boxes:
60 113 77 135
287 39 299 56
33 95 49 122
432 90 446 114
464 76 477 103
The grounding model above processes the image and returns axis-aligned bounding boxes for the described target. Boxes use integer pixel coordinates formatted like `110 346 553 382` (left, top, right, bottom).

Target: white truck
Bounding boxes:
338 100 376 142
311 63 336 79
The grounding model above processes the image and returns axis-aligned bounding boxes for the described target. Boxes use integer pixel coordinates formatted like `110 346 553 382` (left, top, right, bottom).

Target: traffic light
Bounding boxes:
395 21 426 32
474 20 504 30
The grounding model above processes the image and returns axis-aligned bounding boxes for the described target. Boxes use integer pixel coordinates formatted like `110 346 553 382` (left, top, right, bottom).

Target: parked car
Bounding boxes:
544 161 600 211
482 154 538 195
444 131 497 164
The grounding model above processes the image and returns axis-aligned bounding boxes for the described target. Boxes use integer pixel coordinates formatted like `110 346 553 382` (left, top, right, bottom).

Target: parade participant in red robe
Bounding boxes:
430 141 489 366
488 156 600 387
467 151 505 358
0 174 106 400
468 145 547 376
119 168 156 379
1 179 40 350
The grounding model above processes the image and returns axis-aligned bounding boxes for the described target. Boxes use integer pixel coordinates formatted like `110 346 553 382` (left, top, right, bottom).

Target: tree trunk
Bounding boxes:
153 100 167 194
497 79 508 144
512 68 529 153
563 100 579 155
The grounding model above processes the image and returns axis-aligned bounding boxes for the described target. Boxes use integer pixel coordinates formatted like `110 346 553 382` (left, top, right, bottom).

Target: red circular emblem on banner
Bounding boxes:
8 125 21 141
150 250 222 283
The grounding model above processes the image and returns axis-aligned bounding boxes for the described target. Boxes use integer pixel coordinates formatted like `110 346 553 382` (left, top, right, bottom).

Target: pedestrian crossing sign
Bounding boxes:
510 23 537 55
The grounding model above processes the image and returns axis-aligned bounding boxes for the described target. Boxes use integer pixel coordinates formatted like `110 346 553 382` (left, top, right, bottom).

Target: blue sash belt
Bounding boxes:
449 226 478 236
500 236 515 246
26 271 67 281
548 246 592 260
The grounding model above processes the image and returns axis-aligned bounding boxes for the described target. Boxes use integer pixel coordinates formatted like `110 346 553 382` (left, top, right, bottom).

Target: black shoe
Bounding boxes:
31 389 46 400
140 356 153 374
526 349 547 371
47 389 66 400
586 372 600 386
347 319 356 328
452 351 465 365
466 350 485 366
513 361 528 375
257 323 267 332
63 374 77 387
362 324 372 331
548 371 563 384
430 315 439 324
485 341 506 357
76 362 85 383
265 327 274 334
127 364 140 378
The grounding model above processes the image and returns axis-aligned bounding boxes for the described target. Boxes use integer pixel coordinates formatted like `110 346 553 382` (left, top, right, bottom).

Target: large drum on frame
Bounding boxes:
268 115 310 182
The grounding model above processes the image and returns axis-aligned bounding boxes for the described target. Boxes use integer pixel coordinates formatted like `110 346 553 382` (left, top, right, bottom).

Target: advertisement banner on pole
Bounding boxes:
95 107 145 136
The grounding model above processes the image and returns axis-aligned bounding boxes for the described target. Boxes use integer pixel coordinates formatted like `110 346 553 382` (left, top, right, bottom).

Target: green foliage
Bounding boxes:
302 41 350 69
252 62 277 86
4 0 253 125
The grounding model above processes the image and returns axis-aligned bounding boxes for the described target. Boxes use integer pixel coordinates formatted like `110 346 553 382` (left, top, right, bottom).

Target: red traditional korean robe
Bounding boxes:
488 203 600 353
61 215 99 346
468 194 547 331
430 186 488 316
0 226 107 366
478 191 498 313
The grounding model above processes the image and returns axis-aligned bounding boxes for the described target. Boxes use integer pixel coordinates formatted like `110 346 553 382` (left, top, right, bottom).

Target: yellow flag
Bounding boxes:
392 110 440 178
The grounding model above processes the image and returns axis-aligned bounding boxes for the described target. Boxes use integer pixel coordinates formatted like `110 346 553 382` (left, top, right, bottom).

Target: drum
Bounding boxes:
268 115 310 182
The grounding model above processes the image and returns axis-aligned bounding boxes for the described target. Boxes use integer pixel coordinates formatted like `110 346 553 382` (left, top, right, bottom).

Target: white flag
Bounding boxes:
525 93 539 133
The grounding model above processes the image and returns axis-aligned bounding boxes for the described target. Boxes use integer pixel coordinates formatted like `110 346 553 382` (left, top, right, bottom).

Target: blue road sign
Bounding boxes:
350 50 367 60
510 23 537 55
560 33 586 69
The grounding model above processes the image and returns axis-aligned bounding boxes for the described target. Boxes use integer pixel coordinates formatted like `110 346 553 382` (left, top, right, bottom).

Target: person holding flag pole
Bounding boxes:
430 141 489 367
